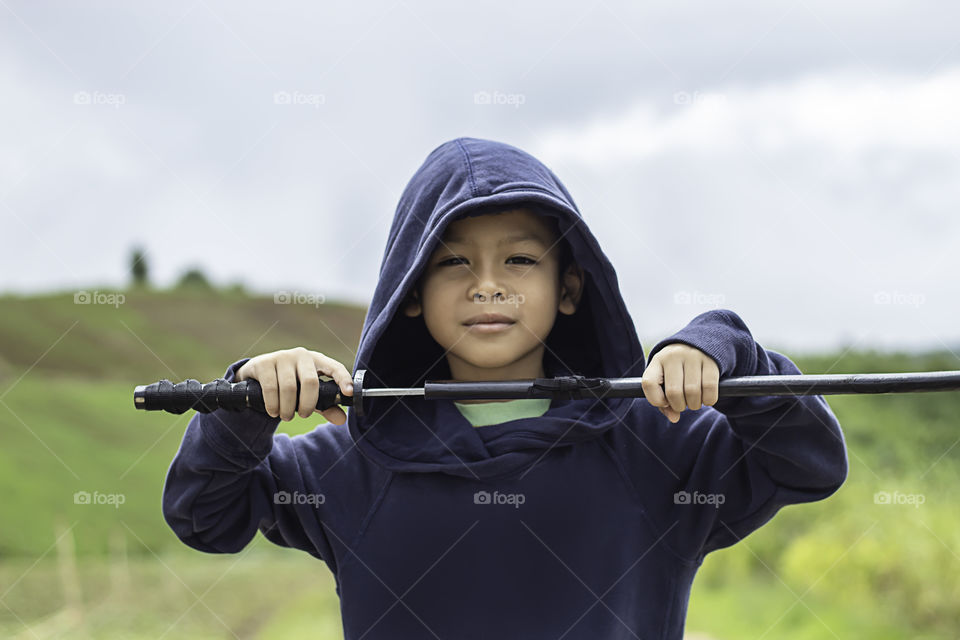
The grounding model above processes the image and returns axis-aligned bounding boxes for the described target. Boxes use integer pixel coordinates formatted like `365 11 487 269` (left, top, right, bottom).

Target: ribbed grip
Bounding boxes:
134 377 350 414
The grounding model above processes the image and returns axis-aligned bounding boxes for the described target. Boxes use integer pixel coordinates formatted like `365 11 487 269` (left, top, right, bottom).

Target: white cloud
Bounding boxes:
535 65 960 164
523 66 960 352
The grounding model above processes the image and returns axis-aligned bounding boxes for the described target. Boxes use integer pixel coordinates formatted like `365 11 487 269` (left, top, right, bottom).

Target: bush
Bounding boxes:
175 267 214 291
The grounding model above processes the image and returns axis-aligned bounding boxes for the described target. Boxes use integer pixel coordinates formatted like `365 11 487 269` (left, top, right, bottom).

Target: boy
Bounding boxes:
163 137 848 639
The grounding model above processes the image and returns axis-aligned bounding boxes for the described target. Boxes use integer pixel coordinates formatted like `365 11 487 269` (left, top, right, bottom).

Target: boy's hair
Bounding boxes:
468 201 574 275
539 207 575 277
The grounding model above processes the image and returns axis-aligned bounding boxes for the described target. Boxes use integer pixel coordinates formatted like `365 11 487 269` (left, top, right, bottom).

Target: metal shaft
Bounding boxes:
135 369 960 416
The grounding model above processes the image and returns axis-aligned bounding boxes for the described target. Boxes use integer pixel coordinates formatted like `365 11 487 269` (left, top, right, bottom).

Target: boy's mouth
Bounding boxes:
463 313 516 333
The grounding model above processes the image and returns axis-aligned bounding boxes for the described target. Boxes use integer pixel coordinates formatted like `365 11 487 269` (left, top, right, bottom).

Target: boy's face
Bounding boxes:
403 208 583 382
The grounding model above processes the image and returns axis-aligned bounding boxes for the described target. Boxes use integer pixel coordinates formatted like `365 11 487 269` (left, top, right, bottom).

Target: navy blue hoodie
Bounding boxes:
162 137 849 639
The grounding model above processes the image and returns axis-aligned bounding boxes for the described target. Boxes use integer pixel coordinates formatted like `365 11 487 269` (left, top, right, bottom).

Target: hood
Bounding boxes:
347 137 646 479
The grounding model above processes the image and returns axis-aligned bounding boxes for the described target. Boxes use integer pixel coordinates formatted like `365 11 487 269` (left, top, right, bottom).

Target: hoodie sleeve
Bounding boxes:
639 308 849 559
161 358 379 568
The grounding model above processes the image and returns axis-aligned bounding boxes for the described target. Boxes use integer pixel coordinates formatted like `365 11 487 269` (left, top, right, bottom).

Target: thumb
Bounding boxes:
642 359 669 408
318 406 347 426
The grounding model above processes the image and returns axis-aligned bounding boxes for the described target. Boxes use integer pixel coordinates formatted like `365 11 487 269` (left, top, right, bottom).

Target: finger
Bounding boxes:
320 406 347 426
259 361 280 419
663 357 686 413
312 352 354 397
641 359 668 408
235 361 249 382
702 360 720 406
277 358 299 422
296 354 320 419
659 406 680 423
685 357 702 411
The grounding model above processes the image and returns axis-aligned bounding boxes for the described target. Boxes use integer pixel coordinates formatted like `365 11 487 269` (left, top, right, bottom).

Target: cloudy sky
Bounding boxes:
2 0 959 356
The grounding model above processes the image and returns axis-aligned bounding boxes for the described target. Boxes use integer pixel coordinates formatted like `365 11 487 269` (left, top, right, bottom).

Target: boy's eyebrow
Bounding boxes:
443 232 549 246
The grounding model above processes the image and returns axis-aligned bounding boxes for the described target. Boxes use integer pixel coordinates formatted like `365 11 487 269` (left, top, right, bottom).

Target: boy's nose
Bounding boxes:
472 290 504 302
469 271 506 300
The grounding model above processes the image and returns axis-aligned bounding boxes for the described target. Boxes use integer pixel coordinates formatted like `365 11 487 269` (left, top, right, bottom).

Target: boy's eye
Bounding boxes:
437 256 538 267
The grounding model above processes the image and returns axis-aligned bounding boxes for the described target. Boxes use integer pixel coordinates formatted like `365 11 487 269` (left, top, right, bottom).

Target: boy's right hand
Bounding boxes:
235 347 354 425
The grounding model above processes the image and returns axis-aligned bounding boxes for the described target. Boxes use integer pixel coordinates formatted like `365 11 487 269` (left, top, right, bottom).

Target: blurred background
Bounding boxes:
1 1 958 638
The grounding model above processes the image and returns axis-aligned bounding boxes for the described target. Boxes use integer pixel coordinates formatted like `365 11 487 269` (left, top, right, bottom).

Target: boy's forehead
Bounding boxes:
440 208 555 245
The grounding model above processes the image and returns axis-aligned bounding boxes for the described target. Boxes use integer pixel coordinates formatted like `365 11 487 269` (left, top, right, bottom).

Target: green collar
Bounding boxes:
453 398 551 427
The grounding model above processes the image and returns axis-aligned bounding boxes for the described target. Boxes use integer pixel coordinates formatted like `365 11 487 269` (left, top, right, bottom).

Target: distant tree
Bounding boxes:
175 267 214 291
130 246 149 288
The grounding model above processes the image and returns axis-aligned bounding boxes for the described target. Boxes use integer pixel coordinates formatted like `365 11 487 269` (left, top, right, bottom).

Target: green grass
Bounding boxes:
687 573 915 639
1 289 958 637
0 375 326 558
0 287 362 558
0 544 343 639
0 288 363 383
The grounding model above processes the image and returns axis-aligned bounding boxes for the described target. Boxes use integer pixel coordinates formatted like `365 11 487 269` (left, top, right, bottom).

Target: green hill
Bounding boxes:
0 289 957 637
0 288 363 383
0 288 366 559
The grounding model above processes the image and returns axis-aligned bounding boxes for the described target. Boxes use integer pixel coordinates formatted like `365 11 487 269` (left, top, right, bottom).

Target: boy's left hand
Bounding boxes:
641 344 720 423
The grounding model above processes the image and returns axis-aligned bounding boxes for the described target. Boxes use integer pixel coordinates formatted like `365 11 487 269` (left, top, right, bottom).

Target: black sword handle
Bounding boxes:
134 377 354 415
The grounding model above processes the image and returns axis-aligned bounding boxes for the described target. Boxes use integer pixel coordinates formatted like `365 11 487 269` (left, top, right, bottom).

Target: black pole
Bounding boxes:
134 369 960 416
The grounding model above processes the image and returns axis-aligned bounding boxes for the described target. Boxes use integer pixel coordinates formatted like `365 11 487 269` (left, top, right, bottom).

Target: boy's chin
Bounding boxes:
446 351 542 377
